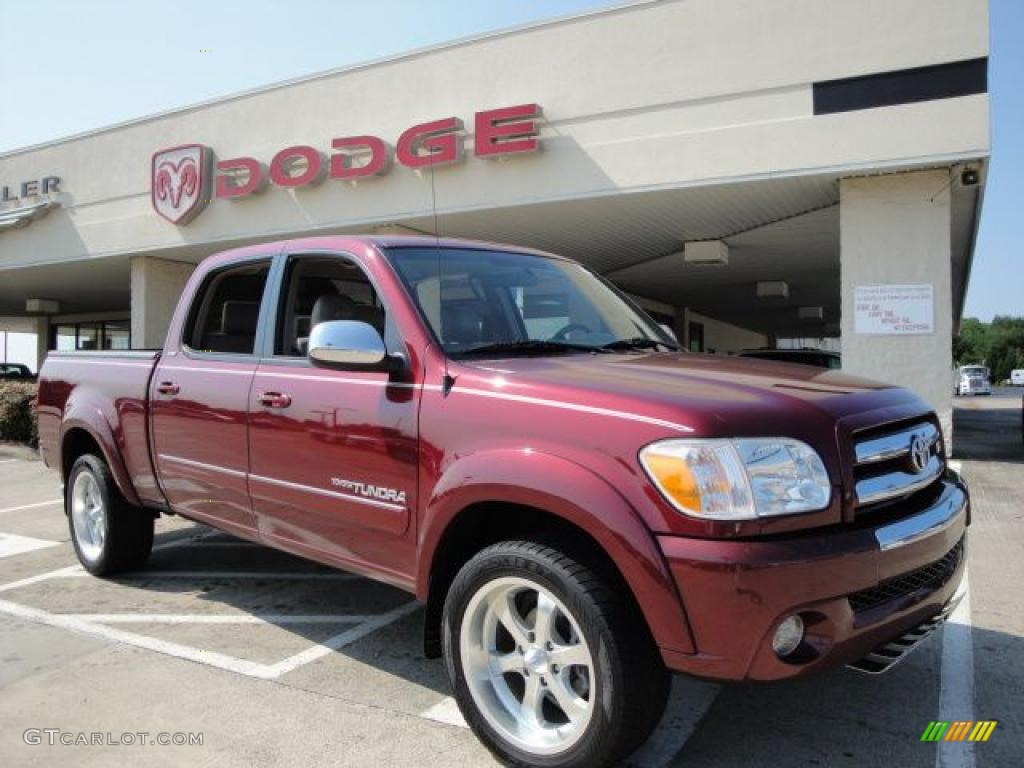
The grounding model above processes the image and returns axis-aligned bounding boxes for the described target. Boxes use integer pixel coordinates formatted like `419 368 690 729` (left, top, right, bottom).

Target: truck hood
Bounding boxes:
452 351 930 441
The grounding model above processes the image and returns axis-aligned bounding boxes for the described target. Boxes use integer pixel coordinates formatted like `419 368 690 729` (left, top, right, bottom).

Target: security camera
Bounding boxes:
961 168 980 186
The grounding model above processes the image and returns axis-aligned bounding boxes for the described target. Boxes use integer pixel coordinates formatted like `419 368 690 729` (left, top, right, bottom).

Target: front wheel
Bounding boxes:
442 541 669 768
67 454 154 576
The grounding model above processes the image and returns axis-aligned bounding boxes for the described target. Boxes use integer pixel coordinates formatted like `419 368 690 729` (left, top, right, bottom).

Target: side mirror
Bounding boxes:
308 320 387 368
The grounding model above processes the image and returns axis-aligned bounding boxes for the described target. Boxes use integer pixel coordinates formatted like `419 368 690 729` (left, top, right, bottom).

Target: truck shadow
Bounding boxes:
113 524 1019 768
952 393 1024 464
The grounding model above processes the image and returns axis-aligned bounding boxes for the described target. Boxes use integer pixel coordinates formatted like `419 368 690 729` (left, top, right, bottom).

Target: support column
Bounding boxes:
34 317 48 373
130 256 195 350
840 169 954 445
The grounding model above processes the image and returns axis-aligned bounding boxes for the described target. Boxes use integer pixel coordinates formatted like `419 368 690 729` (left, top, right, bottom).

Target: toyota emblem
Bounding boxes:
909 434 931 473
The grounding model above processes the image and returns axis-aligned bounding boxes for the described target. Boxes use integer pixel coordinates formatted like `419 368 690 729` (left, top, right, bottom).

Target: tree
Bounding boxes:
953 316 1024 381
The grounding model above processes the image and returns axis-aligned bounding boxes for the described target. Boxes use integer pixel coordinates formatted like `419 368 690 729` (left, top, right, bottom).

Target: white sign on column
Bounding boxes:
854 284 934 335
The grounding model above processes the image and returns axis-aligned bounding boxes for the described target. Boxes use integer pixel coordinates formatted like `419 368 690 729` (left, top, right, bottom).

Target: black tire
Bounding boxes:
442 540 670 768
66 454 154 576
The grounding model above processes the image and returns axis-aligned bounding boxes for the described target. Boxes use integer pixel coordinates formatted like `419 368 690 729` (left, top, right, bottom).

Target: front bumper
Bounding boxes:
658 478 968 681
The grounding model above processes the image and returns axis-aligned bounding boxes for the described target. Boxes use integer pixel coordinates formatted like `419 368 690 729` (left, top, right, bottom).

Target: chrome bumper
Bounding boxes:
874 477 968 551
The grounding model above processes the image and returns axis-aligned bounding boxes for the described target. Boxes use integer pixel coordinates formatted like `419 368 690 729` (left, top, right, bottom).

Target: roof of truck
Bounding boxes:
199 234 570 269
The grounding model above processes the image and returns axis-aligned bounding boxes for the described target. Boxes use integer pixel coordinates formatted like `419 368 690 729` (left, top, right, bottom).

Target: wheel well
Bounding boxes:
61 428 103 485
422 501 650 658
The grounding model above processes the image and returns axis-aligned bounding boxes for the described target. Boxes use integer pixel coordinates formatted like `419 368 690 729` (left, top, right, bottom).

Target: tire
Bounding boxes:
66 454 154 576
442 541 670 768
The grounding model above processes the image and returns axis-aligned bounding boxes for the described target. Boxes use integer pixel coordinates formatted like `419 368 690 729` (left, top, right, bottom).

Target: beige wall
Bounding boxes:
840 170 954 443
0 0 989 272
130 256 194 349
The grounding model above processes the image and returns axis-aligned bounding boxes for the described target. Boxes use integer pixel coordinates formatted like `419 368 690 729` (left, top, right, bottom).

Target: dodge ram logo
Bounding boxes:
151 144 211 225
909 434 932 473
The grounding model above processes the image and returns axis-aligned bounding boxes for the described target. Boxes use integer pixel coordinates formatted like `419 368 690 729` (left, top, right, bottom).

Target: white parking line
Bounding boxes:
628 677 720 768
0 458 21 464
417 675 720 768
0 564 82 594
0 598 274 678
0 499 63 514
936 569 974 768
0 591 421 681
59 613 380 624
58 570 363 581
0 532 60 559
265 601 421 678
420 697 467 728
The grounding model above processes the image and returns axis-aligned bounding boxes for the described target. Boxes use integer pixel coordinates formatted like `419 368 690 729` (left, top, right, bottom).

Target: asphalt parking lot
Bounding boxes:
0 392 1021 767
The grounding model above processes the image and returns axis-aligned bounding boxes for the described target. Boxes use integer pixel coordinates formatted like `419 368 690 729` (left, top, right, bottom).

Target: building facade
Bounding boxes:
0 0 990 438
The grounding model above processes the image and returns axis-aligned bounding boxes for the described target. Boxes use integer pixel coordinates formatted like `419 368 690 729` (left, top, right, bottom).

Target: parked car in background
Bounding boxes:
954 365 991 396
0 363 35 380
1011 369 1024 387
37 236 970 768
737 347 841 370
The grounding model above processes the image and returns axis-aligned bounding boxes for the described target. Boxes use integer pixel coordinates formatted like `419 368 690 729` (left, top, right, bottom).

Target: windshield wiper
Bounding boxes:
600 337 679 352
458 340 607 357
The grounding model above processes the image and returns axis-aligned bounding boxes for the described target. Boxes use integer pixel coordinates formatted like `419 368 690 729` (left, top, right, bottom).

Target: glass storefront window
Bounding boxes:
103 321 130 350
76 323 100 351
50 319 131 351
55 325 77 351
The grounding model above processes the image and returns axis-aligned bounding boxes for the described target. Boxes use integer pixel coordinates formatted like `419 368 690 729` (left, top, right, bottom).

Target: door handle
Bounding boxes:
157 381 180 396
258 392 292 409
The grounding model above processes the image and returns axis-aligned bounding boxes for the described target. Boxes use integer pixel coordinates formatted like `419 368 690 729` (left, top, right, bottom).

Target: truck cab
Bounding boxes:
955 364 991 396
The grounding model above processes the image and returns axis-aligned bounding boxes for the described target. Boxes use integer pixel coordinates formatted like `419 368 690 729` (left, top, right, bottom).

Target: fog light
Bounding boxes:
772 615 805 658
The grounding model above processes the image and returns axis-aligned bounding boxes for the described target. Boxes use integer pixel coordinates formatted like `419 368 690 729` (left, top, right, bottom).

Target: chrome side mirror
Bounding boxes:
308 320 386 368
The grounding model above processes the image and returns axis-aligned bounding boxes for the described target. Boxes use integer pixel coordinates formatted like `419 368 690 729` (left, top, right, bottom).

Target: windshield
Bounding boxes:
962 367 988 377
385 247 675 357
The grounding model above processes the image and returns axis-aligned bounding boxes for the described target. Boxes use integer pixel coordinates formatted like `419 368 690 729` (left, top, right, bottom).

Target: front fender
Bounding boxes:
417 448 695 654
60 397 141 508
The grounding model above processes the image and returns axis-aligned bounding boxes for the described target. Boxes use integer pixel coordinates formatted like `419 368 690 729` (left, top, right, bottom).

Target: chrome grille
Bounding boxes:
852 419 945 509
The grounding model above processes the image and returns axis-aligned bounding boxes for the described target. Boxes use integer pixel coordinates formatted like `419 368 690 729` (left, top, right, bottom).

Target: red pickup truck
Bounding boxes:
37 235 969 768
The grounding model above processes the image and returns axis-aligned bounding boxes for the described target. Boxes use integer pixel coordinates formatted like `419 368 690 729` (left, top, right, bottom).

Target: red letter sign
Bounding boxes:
474 104 542 158
330 136 390 179
396 117 464 168
216 157 266 199
270 146 326 187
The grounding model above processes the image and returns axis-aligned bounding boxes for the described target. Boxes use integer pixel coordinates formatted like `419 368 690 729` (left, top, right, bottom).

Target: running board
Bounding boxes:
846 589 964 675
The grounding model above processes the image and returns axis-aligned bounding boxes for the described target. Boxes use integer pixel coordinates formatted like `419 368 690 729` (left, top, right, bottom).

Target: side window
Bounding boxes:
275 255 387 357
185 262 270 355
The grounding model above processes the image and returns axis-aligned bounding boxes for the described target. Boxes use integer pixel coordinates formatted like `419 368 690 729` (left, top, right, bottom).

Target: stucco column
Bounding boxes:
34 316 49 372
840 169 954 445
130 256 195 350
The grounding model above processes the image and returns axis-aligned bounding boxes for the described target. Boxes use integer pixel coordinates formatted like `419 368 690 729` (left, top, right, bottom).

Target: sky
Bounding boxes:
0 0 1020 325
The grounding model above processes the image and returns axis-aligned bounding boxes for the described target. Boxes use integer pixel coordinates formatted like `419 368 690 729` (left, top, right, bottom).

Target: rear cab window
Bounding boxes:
184 261 271 356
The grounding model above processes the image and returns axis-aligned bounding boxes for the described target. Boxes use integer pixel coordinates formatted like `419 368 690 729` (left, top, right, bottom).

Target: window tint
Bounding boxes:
275 256 386 357
186 262 270 355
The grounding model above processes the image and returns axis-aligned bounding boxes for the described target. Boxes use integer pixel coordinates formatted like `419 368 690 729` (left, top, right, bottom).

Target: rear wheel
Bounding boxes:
442 541 669 768
67 454 153 575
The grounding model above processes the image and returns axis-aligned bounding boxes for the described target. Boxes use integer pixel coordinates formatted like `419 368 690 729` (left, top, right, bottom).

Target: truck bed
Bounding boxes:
37 350 163 507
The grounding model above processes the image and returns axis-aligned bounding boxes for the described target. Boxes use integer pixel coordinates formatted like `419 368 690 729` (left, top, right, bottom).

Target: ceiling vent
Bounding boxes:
683 240 729 266
26 298 60 314
756 281 789 299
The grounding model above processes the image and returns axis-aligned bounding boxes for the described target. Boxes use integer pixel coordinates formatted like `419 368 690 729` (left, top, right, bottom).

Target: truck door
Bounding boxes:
247 251 419 580
150 258 273 539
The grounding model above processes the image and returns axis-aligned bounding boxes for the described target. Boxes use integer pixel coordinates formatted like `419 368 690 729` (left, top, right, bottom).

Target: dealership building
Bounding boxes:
0 0 989 438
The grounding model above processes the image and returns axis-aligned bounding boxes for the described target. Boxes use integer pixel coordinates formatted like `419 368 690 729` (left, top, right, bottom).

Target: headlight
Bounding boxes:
639 438 831 520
